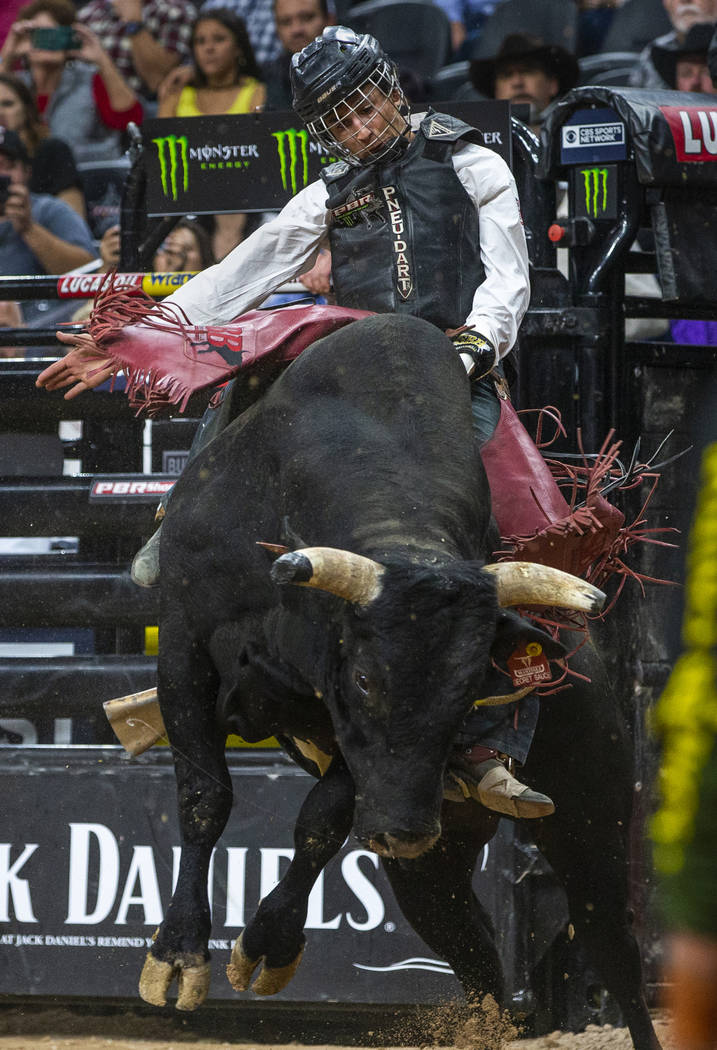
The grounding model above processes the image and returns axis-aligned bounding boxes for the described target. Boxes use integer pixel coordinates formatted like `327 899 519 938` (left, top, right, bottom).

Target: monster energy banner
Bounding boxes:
143 104 512 216
573 164 618 221
1 747 567 1004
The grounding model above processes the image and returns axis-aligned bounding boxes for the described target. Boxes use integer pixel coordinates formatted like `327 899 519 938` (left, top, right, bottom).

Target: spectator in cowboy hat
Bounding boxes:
652 21 716 92
469 32 579 132
630 0 717 88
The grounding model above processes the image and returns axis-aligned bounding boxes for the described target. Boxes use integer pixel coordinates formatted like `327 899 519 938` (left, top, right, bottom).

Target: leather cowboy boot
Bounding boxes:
445 745 555 818
131 526 162 587
131 505 165 588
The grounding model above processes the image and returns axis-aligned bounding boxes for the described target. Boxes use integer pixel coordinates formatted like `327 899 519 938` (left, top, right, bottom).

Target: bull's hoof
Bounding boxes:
139 950 211 1011
226 931 304 996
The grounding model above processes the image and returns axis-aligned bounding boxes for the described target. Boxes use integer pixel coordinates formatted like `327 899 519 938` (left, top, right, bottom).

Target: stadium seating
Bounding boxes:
429 60 472 101
578 51 639 87
348 0 451 79
600 0 672 54
471 0 578 59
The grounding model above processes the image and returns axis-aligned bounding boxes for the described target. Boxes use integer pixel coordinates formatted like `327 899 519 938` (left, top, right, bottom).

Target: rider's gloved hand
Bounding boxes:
449 330 497 380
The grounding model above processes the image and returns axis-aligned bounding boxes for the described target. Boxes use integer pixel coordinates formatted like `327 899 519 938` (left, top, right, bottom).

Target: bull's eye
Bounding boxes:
353 671 369 694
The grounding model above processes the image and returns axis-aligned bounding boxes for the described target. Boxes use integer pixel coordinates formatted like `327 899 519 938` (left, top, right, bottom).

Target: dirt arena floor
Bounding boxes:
0 1004 675 1050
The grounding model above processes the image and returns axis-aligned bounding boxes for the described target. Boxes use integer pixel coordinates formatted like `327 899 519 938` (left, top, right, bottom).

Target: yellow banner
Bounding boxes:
140 271 197 296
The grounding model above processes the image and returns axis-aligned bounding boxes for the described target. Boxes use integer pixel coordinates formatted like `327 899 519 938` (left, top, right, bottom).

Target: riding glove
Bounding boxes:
449 330 497 380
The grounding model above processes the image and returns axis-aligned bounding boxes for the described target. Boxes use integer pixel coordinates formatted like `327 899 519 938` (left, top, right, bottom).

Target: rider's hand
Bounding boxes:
447 328 496 380
36 330 117 399
299 249 332 296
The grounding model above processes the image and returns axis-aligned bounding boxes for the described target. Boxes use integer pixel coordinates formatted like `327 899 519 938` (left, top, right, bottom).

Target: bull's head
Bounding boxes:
272 548 604 859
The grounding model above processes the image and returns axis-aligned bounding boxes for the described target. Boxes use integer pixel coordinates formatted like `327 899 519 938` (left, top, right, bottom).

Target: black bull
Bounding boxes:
140 315 660 1050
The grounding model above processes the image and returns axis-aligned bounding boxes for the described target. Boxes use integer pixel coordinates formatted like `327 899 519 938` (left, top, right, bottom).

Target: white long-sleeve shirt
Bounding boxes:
166 138 530 362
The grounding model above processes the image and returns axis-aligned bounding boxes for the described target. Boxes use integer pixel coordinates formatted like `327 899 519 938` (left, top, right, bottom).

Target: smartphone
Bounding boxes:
0 175 11 214
31 26 81 50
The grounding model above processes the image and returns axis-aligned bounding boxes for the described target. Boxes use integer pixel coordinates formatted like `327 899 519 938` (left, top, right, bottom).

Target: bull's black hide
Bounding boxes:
146 315 660 1050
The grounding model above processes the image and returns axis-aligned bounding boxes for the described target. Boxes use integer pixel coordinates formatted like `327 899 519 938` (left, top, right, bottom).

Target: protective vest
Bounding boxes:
321 111 486 331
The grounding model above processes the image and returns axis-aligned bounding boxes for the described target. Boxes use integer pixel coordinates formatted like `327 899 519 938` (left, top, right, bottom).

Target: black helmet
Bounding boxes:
291 26 410 165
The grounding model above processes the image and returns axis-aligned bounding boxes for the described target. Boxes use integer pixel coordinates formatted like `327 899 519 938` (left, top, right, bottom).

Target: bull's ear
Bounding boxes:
270 547 385 606
490 609 566 664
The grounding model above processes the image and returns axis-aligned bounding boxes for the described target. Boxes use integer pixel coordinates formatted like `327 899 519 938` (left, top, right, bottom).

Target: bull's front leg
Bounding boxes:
139 625 228 1012
227 752 355 995
382 802 504 1008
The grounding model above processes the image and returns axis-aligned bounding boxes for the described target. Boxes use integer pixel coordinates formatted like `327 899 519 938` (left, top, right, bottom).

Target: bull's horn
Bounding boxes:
483 561 606 615
271 546 385 605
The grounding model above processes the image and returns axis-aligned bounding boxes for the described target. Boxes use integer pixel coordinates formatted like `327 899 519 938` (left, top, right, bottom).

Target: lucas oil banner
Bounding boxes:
0 746 550 1004
143 103 512 217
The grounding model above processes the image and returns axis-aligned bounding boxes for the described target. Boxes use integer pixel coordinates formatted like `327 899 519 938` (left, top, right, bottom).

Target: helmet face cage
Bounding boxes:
306 60 410 165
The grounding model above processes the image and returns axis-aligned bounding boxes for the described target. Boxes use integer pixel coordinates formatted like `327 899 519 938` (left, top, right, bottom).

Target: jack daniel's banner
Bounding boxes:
143 103 512 217
0 747 549 1003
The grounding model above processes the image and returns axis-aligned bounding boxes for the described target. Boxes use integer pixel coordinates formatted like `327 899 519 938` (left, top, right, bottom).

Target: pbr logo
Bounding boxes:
90 478 176 501
574 165 617 220
273 127 310 195
153 134 189 201
331 189 383 229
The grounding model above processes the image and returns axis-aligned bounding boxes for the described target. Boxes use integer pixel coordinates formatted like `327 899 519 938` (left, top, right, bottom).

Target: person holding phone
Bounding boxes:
0 72 85 216
0 125 95 319
0 0 143 163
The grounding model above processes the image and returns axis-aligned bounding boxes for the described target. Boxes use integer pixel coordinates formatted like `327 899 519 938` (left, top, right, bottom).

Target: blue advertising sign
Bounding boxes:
560 107 627 165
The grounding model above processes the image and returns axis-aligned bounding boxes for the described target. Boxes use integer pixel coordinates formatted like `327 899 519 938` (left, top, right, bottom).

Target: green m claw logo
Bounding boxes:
153 134 189 201
273 128 309 195
580 167 608 218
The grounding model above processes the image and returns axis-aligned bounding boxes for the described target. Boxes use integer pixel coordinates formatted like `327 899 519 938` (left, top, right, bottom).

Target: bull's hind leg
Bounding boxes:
227 753 355 995
139 613 229 1012
528 646 662 1050
536 810 661 1050
381 804 504 1004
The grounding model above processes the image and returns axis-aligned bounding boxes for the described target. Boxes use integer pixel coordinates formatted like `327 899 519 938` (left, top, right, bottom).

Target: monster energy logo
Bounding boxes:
153 135 189 201
273 128 309 195
580 167 609 218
